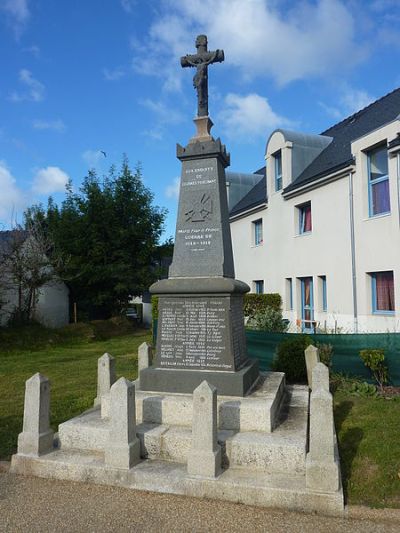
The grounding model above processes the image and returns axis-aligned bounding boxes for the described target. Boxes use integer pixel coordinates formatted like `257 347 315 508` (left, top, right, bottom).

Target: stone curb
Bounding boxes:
1 463 399 524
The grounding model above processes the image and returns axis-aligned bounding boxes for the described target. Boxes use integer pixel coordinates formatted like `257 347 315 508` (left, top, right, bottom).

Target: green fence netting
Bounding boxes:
152 320 400 385
246 331 400 385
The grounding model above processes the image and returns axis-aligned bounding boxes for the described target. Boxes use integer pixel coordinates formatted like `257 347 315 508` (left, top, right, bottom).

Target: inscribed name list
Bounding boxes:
157 297 234 371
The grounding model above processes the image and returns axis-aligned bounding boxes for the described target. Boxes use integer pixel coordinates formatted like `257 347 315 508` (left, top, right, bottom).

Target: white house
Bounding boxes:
0 231 70 329
229 88 400 333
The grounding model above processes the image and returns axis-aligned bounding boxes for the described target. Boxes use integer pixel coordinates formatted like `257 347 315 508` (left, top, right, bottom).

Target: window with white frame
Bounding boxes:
254 280 264 294
274 150 282 191
371 271 395 314
367 145 390 216
298 202 312 234
252 218 263 246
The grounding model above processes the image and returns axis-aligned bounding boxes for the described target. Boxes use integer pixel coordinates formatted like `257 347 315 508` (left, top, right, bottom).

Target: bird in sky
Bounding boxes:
100 151 106 158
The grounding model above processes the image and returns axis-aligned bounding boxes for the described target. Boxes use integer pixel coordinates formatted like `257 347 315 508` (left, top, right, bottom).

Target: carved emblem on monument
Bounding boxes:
185 193 213 222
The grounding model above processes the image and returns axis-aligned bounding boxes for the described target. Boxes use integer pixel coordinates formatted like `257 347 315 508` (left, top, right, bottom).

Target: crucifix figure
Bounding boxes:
181 35 224 117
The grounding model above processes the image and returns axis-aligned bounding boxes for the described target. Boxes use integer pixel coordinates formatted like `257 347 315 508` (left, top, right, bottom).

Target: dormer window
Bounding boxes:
274 150 282 191
367 145 390 216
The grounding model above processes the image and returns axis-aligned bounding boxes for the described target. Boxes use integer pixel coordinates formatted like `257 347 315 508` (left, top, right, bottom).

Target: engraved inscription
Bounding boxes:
157 298 233 371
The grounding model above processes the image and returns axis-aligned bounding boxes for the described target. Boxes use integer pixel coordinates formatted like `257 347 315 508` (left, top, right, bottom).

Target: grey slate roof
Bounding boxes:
230 167 266 217
230 88 400 216
0 230 28 257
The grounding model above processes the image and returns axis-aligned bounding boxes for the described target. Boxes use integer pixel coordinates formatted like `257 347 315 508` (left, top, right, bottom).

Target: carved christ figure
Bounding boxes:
181 35 224 117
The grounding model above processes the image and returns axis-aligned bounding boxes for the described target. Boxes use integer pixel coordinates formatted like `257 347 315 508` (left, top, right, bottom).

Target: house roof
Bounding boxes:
0 230 28 257
230 87 400 216
285 87 400 193
230 168 266 217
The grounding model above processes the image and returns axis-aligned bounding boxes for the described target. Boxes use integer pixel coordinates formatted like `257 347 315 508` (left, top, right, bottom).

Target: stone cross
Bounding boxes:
187 380 222 478
17 373 54 456
181 35 224 117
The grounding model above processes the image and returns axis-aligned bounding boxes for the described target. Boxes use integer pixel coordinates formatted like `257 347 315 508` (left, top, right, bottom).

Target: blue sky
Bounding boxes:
1 0 400 239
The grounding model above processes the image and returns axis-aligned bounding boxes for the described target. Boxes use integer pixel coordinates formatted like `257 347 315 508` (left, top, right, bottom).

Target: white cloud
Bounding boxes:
121 0 135 13
32 166 70 195
23 44 40 58
140 98 184 139
0 161 25 224
82 149 106 167
1 0 30 37
165 177 180 200
32 119 66 132
320 84 375 120
103 67 126 81
132 0 365 88
9 69 45 102
219 93 293 141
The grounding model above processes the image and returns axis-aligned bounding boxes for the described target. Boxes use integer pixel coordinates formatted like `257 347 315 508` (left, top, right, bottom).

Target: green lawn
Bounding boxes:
0 324 399 508
0 322 151 460
334 389 400 508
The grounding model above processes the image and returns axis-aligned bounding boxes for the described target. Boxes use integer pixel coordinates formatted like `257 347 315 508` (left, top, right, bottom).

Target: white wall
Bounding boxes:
230 121 400 333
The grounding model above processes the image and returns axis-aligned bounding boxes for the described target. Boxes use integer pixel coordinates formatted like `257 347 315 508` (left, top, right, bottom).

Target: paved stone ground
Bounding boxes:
0 472 399 533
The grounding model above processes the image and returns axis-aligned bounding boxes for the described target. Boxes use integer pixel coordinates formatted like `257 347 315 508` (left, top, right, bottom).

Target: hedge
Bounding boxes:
243 293 281 318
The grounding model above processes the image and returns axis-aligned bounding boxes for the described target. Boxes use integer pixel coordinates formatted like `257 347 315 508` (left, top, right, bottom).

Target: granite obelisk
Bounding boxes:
140 35 259 396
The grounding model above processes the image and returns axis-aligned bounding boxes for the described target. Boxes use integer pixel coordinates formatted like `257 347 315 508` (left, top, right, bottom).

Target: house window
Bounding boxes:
274 150 282 191
300 277 314 332
286 278 293 310
367 145 390 216
253 219 263 246
298 202 312 234
254 280 264 294
371 271 395 313
319 275 327 312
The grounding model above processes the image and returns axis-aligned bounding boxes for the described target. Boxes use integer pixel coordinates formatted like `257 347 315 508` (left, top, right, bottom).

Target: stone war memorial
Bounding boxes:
11 35 344 516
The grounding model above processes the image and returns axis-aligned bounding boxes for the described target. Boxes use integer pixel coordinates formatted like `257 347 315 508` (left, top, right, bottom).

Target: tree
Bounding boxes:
25 157 167 319
0 223 62 325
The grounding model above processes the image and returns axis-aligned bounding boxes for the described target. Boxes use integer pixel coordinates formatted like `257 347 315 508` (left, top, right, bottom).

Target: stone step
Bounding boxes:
10 450 344 516
58 385 308 476
135 371 286 433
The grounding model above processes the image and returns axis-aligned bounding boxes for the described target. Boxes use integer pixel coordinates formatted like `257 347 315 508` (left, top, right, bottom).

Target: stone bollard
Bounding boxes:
138 342 152 374
305 345 320 389
306 363 340 493
17 373 54 456
105 377 141 470
94 353 116 418
187 380 222 478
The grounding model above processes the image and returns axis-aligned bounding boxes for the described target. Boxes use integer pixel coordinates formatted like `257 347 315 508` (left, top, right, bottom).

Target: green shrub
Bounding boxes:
316 342 334 369
247 307 289 332
359 348 389 390
151 295 159 320
348 381 377 397
243 293 281 318
272 335 312 383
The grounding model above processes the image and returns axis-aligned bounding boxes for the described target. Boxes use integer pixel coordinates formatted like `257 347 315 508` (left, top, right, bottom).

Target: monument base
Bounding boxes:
139 359 259 396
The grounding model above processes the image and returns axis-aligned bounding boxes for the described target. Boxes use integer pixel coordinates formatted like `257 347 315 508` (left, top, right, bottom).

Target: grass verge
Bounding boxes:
0 322 151 460
334 384 400 508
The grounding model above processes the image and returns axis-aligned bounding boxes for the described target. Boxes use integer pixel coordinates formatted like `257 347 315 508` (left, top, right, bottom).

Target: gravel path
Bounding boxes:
0 472 398 533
